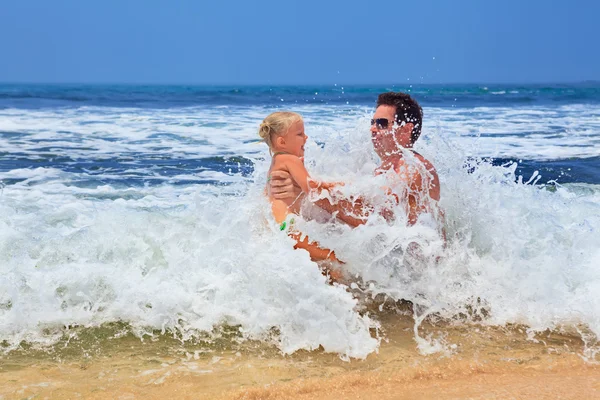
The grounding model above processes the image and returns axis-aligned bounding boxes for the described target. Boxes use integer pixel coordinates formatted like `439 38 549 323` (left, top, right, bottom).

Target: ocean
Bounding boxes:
1 83 599 397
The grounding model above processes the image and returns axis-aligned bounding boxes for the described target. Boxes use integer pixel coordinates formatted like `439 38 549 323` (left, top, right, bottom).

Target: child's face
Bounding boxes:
281 119 307 157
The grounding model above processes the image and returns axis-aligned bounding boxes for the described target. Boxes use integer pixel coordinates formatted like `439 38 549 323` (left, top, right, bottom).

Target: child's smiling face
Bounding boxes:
280 119 307 158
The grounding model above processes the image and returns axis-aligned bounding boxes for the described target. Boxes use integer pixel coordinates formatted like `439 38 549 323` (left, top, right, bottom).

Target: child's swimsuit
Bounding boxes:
279 214 296 232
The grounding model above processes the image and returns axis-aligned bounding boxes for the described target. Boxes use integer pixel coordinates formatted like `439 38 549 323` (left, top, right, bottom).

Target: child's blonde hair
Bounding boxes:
258 111 302 153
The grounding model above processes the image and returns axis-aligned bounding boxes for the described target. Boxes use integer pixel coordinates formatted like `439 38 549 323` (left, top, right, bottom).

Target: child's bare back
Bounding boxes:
268 152 310 221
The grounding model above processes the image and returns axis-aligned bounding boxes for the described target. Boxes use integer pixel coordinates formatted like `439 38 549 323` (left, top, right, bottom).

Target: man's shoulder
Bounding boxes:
410 151 438 175
410 151 441 200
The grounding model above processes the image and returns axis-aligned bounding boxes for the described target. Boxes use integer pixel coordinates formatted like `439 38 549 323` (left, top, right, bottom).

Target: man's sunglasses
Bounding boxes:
370 118 390 129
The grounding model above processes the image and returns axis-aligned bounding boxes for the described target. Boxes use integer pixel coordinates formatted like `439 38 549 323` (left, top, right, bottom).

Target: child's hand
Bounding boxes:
320 181 345 190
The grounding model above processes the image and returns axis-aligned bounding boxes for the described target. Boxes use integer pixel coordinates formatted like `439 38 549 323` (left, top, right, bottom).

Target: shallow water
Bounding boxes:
1 84 600 398
1 311 598 399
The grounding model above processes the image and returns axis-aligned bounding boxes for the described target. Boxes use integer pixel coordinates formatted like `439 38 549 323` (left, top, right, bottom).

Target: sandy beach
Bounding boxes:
2 315 599 399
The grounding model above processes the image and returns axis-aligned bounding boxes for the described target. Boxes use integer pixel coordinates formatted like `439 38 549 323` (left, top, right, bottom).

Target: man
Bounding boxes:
269 92 442 229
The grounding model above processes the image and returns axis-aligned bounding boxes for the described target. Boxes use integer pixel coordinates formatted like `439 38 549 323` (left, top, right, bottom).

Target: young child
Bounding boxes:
258 111 344 273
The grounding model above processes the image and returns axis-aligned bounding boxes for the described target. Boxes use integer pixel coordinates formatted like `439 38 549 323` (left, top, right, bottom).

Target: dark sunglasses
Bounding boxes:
370 118 390 129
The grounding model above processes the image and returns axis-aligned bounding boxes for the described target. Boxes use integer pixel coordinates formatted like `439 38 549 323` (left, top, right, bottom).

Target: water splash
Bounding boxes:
1 106 599 360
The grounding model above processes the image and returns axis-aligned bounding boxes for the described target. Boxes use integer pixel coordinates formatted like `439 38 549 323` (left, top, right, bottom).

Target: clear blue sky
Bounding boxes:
1 0 598 84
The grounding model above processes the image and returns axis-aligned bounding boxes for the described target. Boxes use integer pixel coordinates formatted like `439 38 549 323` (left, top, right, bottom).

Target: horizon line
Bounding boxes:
1 79 599 87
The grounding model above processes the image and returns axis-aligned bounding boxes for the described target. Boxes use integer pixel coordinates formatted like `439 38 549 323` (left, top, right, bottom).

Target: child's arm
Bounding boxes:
269 164 367 227
281 155 339 195
287 155 369 227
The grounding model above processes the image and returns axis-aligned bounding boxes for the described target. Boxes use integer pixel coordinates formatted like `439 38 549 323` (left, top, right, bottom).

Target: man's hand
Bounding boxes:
268 170 302 200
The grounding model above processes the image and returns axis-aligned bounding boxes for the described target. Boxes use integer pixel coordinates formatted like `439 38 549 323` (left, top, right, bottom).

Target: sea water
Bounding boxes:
0 83 599 360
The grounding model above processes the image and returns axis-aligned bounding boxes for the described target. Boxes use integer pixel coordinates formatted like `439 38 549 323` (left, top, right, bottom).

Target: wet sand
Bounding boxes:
1 316 599 399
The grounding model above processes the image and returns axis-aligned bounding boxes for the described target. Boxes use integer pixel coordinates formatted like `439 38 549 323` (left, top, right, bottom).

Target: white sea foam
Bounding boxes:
424 104 600 160
0 177 379 358
288 118 600 340
1 104 599 166
1 104 599 359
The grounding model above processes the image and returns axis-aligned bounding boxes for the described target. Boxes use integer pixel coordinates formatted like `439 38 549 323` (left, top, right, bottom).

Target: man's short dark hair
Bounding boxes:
376 92 423 143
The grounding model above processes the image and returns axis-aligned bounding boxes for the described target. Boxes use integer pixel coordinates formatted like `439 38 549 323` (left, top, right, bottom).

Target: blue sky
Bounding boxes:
1 0 598 84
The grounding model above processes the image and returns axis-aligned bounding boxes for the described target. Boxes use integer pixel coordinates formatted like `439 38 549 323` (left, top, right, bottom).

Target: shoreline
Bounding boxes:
2 316 599 399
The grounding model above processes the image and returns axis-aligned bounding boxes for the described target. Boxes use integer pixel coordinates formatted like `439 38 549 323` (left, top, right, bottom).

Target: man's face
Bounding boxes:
370 105 413 157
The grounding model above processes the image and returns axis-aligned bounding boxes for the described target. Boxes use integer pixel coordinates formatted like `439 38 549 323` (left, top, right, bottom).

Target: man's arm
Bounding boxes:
280 155 314 194
313 197 370 227
269 168 372 227
269 170 302 200
394 158 430 226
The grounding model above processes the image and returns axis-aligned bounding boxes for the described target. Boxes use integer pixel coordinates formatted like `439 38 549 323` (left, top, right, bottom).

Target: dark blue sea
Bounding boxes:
1 83 598 187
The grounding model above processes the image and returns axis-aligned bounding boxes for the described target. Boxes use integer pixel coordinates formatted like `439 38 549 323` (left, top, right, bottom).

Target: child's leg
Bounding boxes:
290 232 343 282
273 202 343 282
